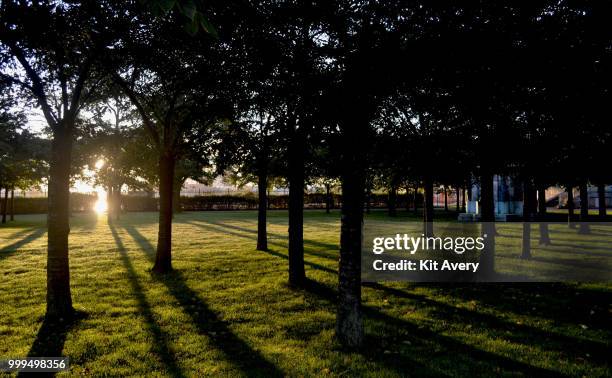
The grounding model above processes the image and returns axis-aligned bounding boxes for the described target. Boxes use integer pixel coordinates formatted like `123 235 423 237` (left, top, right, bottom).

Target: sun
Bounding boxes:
94 189 108 214
94 159 105 169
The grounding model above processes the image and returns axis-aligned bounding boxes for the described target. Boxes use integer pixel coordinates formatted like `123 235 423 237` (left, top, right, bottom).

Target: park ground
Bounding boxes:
0 210 610 377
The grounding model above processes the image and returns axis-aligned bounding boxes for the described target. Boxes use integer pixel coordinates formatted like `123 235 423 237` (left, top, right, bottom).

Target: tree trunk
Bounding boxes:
567 184 575 227
46 127 74 319
172 179 182 214
388 184 397 217
412 184 419 215
325 183 331 214
479 171 496 277
455 185 460 212
461 185 466 212
423 177 434 237
444 186 448 212
598 184 606 218
257 165 268 251
521 179 533 259
537 185 550 245
9 188 14 221
106 185 114 223
153 152 175 274
1 188 7 223
579 182 590 234
365 186 371 214
288 129 305 287
337 149 365 349
114 185 122 220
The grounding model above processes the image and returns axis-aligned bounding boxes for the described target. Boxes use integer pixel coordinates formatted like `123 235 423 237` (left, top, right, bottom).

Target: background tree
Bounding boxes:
111 5 235 273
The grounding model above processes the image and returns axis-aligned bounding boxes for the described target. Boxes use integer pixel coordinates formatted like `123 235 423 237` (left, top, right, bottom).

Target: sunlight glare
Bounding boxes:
94 189 108 214
95 159 105 169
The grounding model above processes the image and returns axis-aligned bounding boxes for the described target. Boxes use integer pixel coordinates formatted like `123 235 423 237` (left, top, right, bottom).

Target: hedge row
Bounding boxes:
6 192 424 214
8 193 97 214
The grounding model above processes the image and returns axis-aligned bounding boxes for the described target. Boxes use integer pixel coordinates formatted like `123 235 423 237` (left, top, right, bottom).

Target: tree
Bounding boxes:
1 1 118 318
322 0 411 348
110 6 234 273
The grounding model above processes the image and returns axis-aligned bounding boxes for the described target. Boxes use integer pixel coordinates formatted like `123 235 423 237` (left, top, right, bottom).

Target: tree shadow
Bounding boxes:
121 224 283 376
184 220 338 269
198 218 339 251
423 284 612 330
22 311 87 377
363 283 610 365
0 227 46 261
301 279 561 377
109 223 185 377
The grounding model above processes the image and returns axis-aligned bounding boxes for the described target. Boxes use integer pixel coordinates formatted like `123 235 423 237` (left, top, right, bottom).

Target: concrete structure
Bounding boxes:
460 175 523 221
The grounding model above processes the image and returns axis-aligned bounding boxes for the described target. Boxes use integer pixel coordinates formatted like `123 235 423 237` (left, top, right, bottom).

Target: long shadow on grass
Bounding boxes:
109 223 185 378
121 224 283 376
425 284 612 331
184 220 337 273
199 219 339 252
0 227 46 261
23 312 87 377
301 279 561 377
243 237 606 371
364 283 610 366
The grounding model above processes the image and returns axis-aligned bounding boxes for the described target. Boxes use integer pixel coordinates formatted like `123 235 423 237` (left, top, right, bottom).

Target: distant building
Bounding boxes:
460 178 610 221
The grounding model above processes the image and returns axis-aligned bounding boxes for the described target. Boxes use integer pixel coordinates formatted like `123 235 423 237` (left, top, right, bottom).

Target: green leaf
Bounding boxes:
198 13 218 38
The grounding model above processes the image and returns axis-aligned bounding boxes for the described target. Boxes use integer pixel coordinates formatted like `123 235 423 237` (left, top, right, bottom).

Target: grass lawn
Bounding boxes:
0 210 610 377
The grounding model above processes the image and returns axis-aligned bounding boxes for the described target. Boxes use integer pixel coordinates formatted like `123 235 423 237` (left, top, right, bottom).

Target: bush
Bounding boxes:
10 193 97 214
7 191 425 215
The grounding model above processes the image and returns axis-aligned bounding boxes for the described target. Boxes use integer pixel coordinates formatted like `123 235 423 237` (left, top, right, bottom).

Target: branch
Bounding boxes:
3 40 58 127
67 54 94 119
112 72 161 147
0 72 33 92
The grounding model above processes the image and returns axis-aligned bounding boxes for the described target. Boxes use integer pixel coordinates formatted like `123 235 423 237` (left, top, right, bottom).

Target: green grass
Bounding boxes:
0 210 610 377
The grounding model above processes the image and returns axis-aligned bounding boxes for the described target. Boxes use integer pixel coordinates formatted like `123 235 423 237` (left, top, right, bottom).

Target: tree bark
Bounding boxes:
444 186 448 212
566 184 575 227
9 189 14 221
114 185 122 220
1 188 7 223
288 129 305 286
337 149 365 349
388 184 397 217
46 127 74 319
537 185 550 245
153 152 175 273
172 179 182 214
423 177 434 237
365 185 371 214
598 184 606 218
413 184 418 215
106 185 114 223
257 165 268 251
579 182 590 234
521 178 533 259
325 183 331 214
455 185 460 212
479 171 496 277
